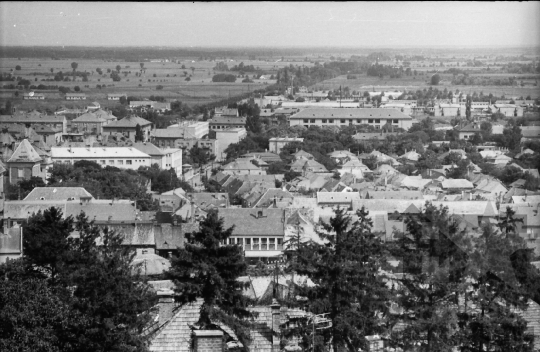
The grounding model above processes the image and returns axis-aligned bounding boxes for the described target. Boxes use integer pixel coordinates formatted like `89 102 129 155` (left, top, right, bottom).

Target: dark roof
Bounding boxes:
132 142 164 156
218 208 285 236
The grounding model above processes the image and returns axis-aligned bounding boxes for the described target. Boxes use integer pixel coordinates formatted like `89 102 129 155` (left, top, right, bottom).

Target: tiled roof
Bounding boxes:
132 142 165 156
72 112 107 123
218 208 285 236
100 223 155 246
51 147 150 159
366 190 424 200
151 129 185 138
154 224 184 250
65 200 138 222
104 116 152 128
223 159 261 171
252 188 294 208
24 187 94 201
317 192 360 204
291 108 411 119
0 113 65 124
4 200 67 219
208 116 246 124
441 179 474 189
148 299 203 352
132 252 171 276
7 139 42 163
188 192 229 210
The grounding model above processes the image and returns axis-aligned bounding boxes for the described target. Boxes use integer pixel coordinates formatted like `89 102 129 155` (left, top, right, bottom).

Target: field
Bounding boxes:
314 73 540 99
0 57 313 109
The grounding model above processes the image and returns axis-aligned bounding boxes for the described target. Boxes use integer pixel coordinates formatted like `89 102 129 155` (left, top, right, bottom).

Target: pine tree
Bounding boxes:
135 123 144 142
294 207 391 352
20 208 157 352
388 203 472 351
165 210 253 341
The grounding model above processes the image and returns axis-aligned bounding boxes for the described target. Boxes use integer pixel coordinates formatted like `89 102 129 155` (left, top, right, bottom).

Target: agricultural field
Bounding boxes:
315 73 540 99
0 57 313 109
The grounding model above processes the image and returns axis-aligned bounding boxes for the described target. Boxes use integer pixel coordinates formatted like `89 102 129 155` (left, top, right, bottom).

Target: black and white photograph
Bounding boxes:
0 2 539 351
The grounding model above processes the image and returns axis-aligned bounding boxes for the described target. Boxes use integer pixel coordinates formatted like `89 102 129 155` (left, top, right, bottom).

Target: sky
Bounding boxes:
0 1 539 48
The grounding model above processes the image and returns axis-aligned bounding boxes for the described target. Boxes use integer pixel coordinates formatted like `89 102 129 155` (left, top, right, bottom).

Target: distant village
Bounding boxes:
1 84 540 352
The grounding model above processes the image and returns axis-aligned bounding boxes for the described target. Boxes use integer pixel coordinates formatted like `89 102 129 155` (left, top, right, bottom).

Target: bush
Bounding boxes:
74 86 80 92
431 73 441 85
212 73 236 83
15 65 21 71
156 85 163 90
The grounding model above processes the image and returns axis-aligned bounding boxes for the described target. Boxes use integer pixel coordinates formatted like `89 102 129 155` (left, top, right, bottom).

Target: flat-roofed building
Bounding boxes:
215 127 247 161
65 93 87 100
208 116 246 130
289 108 413 130
489 104 523 117
167 121 209 139
51 146 151 170
23 92 45 100
107 93 127 100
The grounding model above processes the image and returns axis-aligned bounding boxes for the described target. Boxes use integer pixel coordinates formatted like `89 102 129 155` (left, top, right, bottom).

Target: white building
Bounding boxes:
269 137 304 154
162 148 183 177
167 121 209 139
51 147 151 170
215 128 247 161
289 108 413 131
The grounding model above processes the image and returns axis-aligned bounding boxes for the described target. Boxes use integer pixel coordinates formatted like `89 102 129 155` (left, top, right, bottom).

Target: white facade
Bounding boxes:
215 128 247 161
167 121 209 139
51 147 151 170
162 148 183 176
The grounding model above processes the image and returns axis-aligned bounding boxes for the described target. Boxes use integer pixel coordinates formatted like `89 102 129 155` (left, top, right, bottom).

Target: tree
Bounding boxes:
431 73 441 85
389 203 472 351
74 85 80 92
15 65 21 70
135 123 144 142
140 62 144 71
190 66 195 75
166 211 252 340
116 65 121 73
71 62 78 81
21 208 157 351
96 68 102 75
296 207 391 352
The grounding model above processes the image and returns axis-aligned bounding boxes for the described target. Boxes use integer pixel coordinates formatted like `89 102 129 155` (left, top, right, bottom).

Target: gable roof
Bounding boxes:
104 116 152 128
72 112 107 123
441 179 474 189
24 187 93 201
132 142 165 156
7 139 42 163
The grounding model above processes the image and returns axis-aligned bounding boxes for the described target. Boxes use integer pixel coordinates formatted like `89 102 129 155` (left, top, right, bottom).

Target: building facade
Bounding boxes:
51 147 152 170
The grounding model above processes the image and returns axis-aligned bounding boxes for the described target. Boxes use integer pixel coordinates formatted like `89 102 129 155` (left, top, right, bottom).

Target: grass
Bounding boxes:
0 57 313 108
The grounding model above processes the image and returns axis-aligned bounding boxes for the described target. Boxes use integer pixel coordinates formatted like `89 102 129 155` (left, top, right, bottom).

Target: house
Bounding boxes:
218 208 286 262
22 92 45 100
489 104 523 117
290 159 327 174
317 192 360 207
441 179 474 191
214 108 239 117
521 126 540 142
458 123 481 140
0 111 67 134
399 150 421 162
208 116 246 131
268 137 304 155
129 101 171 112
107 93 127 100
215 127 247 161
222 159 266 176
71 112 108 135
6 139 43 184
473 179 508 201
23 187 94 201
241 152 281 164
289 108 414 131
51 146 152 170
0 227 24 264
102 116 152 142
292 149 314 161
65 93 87 100
167 121 209 139
131 142 166 168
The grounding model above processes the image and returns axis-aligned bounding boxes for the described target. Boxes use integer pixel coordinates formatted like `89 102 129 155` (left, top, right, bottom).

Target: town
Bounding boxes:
1 2 540 352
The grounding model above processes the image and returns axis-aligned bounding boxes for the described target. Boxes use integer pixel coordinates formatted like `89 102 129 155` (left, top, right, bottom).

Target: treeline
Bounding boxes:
212 74 237 82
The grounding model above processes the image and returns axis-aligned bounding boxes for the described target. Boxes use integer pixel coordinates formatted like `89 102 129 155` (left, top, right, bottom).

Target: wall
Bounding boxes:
51 157 151 170
215 129 247 161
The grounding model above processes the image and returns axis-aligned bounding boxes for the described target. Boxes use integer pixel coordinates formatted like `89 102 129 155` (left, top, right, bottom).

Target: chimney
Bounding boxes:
193 330 224 352
270 299 281 352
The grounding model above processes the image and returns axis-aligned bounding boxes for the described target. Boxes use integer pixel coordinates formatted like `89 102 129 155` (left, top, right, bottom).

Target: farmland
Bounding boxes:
0 57 314 109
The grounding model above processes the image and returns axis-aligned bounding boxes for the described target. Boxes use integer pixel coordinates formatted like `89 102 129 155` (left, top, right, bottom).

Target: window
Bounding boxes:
368 119 374 123
393 119 399 124
118 160 124 165
310 119 315 123
375 119 380 123
252 238 260 251
17 168 24 178
236 238 243 247
100 160 105 164
261 238 268 250
269 238 276 250
245 238 251 250
340 119 346 123
328 119 334 123
322 119 327 123
228 238 235 245
303 119 309 123
109 160 114 165
126 160 132 165
277 238 283 250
